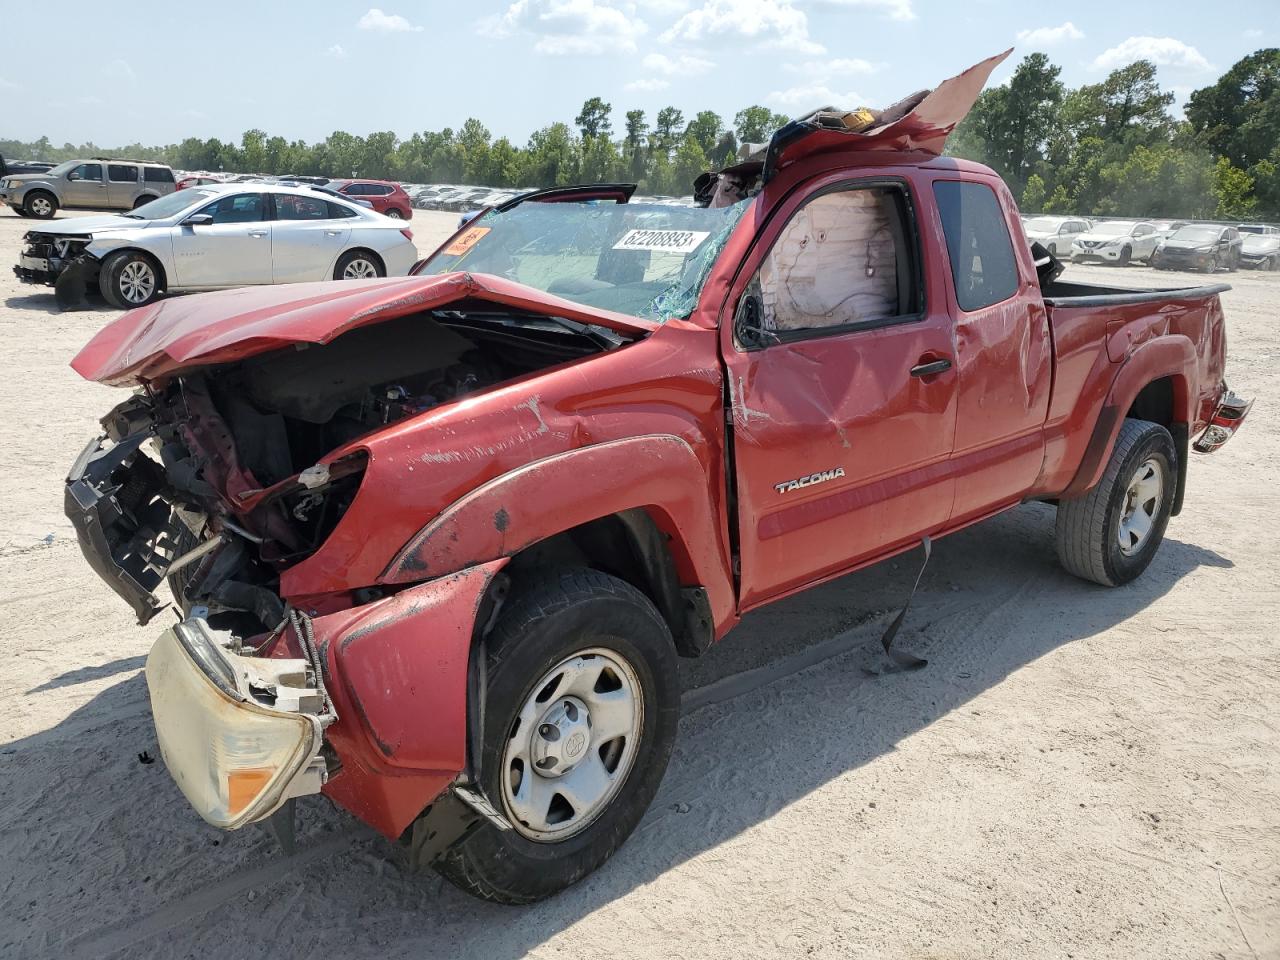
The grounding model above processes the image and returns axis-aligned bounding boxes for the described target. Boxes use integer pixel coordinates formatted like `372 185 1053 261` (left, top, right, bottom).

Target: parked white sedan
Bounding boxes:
1070 220 1161 266
1022 215 1091 258
14 183 419 308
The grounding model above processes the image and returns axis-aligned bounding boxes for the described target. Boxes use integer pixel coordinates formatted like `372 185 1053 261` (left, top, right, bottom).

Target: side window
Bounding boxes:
370 184 393 196
144 167 175 183
108 164 138 182
274 193 331 220
68 163 103 182
200 193 266 224
343 183 365 196
933 180 1019 312
1135 224 1152 237
327 201 359 219
751 185 917 334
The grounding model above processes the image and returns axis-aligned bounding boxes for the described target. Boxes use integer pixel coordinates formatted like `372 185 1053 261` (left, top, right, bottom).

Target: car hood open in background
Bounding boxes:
71 273 657 386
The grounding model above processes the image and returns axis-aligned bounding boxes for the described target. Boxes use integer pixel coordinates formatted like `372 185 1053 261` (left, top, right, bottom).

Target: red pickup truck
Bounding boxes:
65 53 1250 903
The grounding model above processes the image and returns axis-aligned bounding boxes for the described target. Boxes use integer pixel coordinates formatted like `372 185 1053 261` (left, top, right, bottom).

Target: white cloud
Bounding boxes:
816 0 915 21
326 44 349 59
662 0 824 55
1016 22 1084 48
0 77 18 90
642 52 714 75
357 8 423 32
784 57 877 76
625 77 672 91
633 0 690 12
1243 28 1263 39
1091 36 1211 72
767 83 864 109
485 0 648 55
105 59 136 83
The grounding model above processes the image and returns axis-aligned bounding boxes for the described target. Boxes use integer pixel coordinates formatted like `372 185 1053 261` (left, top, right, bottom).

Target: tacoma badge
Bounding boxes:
774 468 846 494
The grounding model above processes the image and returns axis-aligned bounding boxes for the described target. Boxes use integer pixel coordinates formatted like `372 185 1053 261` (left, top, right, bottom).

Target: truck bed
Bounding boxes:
1041 278 1232 307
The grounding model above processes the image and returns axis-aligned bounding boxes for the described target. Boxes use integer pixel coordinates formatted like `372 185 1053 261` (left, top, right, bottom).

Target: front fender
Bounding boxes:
1062 334 1196 499
296 557 508 839
380 434 736 633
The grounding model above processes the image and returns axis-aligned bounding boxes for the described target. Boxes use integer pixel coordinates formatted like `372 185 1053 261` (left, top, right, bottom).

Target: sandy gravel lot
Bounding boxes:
0 206 1276 960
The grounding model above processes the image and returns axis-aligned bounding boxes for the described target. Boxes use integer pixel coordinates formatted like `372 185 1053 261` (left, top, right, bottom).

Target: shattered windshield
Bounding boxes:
415 198 753 321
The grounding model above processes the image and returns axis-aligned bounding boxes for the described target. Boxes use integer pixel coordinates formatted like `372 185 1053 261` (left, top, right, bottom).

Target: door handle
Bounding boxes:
324 230 341 237
910 358 952 378
248 230 268 238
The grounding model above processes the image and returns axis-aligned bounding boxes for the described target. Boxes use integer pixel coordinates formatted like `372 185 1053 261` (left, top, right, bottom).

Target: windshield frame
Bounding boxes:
125 188 219 221
1169 225 1221 243
1024 217 1064 232
413 196 755 323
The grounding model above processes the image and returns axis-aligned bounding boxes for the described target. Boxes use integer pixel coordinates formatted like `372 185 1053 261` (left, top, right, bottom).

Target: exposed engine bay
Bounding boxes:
65 305 626 634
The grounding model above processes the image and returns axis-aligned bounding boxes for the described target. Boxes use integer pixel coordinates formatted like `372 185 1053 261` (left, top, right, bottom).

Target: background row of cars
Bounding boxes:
1021 214 1280 272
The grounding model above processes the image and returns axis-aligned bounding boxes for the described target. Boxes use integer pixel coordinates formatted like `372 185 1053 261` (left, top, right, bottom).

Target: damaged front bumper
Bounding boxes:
65 433 186 625
146 618 332 829
14 232 100 308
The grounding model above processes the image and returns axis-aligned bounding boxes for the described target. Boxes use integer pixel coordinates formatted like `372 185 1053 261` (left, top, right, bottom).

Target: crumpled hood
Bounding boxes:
32 214 150 236
71 272 656 386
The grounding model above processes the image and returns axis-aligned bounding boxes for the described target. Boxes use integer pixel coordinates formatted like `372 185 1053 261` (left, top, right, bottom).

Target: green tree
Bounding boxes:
575 97 613 140
1187 48 1280 168
1212 156 1257 219
1021 174 1047 213
733 106 789 144
653 107 685 156
685 110 723 156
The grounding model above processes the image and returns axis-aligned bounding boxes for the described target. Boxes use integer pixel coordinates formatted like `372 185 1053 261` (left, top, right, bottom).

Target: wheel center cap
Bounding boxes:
530 696 591 778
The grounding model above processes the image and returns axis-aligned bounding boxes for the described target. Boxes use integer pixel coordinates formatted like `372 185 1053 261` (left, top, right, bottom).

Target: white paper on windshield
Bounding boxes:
612 229 711 254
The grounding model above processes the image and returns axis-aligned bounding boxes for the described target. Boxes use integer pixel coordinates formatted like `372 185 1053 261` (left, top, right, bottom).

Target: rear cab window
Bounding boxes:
144 167 175 183
933 180 1019 312
108 164 138 183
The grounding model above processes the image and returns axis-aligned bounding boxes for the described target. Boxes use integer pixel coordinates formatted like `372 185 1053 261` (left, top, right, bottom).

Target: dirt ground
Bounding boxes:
0 206 1276 960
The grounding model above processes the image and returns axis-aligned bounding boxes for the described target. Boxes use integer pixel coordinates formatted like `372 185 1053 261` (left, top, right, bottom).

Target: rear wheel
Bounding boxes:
1227 251 1238 272
25 191 57 219
429 569 680 904
99 250 162 308
10 206 28 218
385 208 403 219
132 194 155 209
1055 418 1176 587
333 249 384 280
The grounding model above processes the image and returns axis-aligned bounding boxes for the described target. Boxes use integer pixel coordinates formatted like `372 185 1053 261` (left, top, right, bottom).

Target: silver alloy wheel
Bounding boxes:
1117 457 1164 556
29 196 52 217
500 647 643 842
118 259 156 304
342 258 378 279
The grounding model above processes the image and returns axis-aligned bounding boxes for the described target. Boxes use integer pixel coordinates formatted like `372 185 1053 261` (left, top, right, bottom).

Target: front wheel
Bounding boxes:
99 251 162 308
1117 245 1132 266
24 191 57 219
430 569 680 904
333 249 384 280
1055 418 1176 587
1204 254 1219 274
10 206 29 218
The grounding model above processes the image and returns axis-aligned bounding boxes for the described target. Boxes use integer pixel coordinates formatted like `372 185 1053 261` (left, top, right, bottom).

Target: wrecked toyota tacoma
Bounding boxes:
66 51 1251 904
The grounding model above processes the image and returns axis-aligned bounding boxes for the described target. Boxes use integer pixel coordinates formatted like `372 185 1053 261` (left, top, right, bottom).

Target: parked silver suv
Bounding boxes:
0 158 177 220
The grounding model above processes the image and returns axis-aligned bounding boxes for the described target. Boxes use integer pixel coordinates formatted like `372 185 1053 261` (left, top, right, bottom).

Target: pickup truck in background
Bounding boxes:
63 52 1251 904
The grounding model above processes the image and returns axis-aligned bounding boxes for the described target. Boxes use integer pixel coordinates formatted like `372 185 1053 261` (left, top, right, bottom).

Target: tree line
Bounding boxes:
0 103 789 199
3 48 1277 218
949 49 1280 221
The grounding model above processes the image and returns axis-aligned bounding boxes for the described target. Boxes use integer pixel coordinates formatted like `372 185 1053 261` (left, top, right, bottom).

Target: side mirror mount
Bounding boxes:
734 288 779 349
183 213 214 227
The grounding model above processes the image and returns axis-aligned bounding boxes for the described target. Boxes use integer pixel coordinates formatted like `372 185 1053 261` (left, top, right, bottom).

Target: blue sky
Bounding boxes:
1 0 1273 147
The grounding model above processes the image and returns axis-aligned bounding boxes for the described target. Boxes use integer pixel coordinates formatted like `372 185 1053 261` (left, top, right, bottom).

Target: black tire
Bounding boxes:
333 249 385 280
431 569 680 904
24 191 57 219
1227 251 1238 273
1117 245 1132 266
132 194 156 209
99 250 163 309
1055 418 1176 587
11 206 29 218
384 208 403 219
1204 254 1219 274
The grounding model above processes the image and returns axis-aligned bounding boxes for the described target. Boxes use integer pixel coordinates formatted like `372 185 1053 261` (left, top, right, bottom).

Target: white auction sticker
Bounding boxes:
612 229 711 254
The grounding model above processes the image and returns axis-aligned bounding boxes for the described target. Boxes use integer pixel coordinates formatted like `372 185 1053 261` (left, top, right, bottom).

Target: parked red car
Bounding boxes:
327 178 413 219
175 175 225 190
64 52 1250 905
